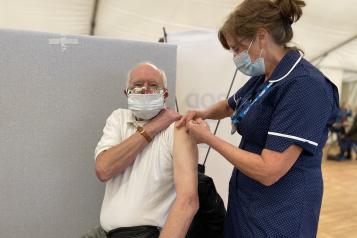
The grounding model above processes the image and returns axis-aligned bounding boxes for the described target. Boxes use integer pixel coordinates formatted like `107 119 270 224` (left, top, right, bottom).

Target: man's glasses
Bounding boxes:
126 86 165 95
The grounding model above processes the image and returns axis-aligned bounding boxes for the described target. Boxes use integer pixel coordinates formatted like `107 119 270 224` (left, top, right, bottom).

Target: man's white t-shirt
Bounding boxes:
95 109 176 232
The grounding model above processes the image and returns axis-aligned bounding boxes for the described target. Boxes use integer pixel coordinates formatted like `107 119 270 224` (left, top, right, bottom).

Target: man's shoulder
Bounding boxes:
107 108 133 122
111 108 131 116
171 122 195 147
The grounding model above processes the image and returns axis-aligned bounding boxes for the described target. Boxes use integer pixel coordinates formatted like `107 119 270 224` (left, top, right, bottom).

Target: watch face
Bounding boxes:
137 126 143 132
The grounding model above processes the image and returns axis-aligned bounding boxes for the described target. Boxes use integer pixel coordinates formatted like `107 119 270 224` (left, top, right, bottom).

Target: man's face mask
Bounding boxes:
127 86 165 120
233 39 265 76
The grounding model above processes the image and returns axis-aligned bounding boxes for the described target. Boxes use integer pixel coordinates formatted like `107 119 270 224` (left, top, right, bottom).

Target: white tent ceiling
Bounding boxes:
94 0 357 74
0 0 95 34
1 0 356 76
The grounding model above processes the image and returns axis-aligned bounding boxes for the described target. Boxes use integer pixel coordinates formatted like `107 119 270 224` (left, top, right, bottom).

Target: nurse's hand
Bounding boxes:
187 118 212 144
176 110 204 128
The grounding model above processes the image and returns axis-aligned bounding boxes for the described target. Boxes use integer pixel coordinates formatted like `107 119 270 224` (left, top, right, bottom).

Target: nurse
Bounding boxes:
177 0 339 237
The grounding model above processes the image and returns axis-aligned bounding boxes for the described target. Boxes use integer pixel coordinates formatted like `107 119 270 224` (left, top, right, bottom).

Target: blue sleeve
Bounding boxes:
265 79 333 155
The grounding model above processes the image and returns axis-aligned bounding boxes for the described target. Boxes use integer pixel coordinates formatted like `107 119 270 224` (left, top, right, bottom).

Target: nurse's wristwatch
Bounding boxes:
136 126 152 143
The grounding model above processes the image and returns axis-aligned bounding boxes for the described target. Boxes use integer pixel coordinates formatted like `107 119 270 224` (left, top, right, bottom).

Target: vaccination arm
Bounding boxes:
159 123 199 238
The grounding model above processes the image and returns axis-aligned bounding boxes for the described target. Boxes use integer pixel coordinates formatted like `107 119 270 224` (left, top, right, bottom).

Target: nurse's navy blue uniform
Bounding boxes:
224 50 339 238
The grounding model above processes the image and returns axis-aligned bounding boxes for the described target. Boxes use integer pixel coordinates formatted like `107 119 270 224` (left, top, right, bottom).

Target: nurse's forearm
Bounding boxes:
202 100 234 120
205 134 291 186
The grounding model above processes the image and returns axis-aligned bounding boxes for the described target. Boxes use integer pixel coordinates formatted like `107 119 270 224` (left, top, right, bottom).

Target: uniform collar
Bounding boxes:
267 50 302 83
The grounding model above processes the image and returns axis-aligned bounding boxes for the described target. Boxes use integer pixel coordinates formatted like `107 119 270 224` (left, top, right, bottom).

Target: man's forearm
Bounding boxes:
96 109 181 182
95 131 150 182
159 197 199 238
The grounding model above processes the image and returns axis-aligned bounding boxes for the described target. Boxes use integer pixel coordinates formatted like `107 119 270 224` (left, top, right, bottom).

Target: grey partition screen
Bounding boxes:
0 29 177 238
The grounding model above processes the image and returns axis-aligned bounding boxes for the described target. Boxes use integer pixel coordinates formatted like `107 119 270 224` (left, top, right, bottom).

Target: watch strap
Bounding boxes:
137 126 152 143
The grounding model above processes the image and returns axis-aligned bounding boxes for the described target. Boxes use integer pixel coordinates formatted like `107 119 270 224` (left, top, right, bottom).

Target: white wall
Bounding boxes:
168 30 249 205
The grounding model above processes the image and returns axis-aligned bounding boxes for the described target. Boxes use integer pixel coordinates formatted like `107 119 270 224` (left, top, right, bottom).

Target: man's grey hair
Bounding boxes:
126 62 167 89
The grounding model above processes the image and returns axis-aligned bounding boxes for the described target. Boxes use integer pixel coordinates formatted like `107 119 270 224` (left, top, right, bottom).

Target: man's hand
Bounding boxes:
145 109 182 137
176 110 204 129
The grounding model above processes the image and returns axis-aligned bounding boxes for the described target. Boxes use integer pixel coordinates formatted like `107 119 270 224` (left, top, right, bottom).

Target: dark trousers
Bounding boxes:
339 138 357 159
106 226 160 238
339 138 354 159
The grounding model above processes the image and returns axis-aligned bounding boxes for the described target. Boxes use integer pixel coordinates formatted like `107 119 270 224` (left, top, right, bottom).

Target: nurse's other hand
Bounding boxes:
187 118 212 144
176 110 203 128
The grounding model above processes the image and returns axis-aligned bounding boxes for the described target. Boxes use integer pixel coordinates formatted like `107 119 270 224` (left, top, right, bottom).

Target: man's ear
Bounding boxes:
124 89 128 96
163 88 169 98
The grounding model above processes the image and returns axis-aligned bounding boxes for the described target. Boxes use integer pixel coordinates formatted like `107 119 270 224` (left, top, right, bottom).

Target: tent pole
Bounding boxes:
319 66 357 74
203 68 238 165
160 27 180 113
90 0 99 35
310 34 357 63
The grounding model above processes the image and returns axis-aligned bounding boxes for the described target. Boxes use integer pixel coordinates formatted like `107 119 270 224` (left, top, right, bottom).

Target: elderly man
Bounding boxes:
92 62 199 238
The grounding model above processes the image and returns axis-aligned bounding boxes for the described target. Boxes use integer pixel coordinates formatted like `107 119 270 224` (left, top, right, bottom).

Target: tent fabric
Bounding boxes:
94 0 233 41
0 0 95 34
0 0 356 80
93 0 357 82
342 80 357 107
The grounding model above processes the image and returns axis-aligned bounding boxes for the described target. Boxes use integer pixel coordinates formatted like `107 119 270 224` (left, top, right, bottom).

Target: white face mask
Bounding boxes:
128 93 165 120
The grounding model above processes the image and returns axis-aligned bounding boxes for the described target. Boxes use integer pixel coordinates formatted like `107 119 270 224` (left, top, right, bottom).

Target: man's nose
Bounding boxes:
142 82 149 88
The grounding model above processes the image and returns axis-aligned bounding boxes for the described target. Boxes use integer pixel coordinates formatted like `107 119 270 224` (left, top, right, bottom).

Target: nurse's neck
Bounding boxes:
264 45 289 81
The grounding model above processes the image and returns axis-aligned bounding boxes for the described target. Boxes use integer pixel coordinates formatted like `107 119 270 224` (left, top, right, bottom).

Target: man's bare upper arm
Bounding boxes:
173 122 198 196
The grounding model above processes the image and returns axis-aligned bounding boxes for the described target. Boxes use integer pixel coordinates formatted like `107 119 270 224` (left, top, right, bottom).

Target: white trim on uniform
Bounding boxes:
268 52 303 83
268 131 318 147
233 93 238 105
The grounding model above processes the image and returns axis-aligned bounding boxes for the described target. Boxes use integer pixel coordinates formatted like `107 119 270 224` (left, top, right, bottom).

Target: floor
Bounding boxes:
317 147 357 237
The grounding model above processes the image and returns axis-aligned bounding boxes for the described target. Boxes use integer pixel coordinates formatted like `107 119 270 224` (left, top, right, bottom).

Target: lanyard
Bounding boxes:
231 81 273 134
239 81 273 118
230 52 303 134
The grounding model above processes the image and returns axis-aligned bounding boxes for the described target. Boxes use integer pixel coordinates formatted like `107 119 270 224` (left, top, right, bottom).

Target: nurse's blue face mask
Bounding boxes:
233 39 265 76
